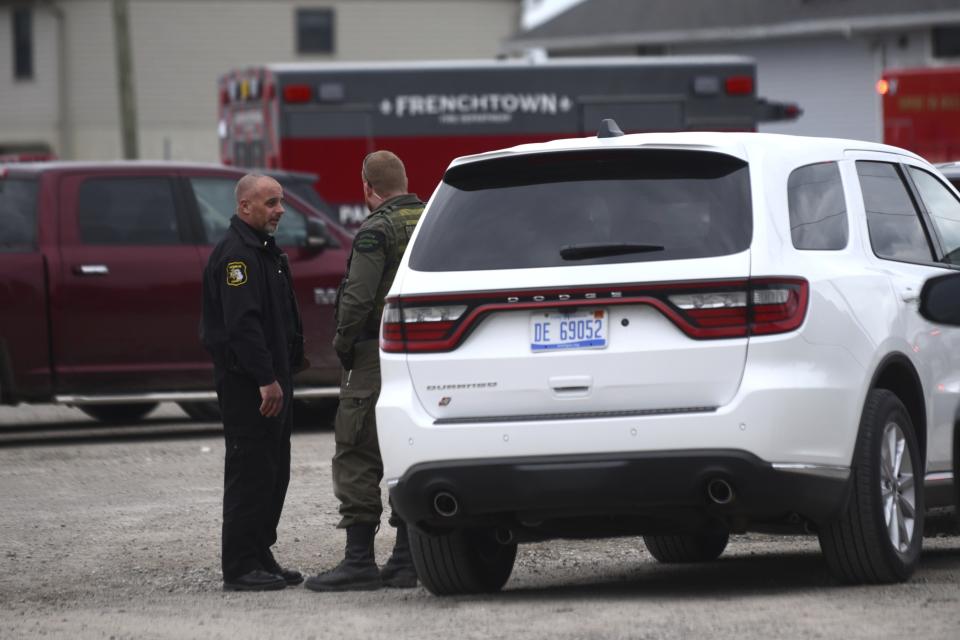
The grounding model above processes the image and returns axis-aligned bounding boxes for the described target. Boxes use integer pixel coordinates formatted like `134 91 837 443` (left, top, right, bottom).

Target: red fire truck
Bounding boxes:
218 56 800 227
878 66 960 163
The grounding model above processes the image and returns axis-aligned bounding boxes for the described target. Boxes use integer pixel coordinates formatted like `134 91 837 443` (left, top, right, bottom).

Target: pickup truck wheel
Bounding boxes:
177 401 221 422
79 402 159 424
642 532 729 563
409 526 516 596
818 389 923 584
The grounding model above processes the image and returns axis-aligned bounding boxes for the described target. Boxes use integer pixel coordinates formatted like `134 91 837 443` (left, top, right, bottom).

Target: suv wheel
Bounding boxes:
79 402 159 424
409 526 517 595
642 532 729 563
819 389 923 583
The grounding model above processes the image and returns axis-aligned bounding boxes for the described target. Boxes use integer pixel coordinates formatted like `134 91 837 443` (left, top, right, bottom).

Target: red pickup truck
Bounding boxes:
0 161 351 423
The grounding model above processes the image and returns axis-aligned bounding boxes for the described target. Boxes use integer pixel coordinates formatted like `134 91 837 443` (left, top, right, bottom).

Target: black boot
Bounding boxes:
305 524 381 592
380 522 417 588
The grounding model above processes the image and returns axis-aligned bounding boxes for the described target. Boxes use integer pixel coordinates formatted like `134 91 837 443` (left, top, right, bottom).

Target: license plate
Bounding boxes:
530 309 607 352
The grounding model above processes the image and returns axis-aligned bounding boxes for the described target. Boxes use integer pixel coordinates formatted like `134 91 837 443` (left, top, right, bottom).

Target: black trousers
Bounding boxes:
217 370 293 581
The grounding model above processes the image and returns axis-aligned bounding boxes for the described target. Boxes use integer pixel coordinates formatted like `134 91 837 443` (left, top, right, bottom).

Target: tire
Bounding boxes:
818 389 924 584
79 402 159 424
409 526 517 596
642 532 729 563
177 401 221 422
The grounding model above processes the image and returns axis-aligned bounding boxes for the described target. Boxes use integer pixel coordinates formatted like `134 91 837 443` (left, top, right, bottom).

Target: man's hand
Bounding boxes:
259 381 284 417
335 346 354 371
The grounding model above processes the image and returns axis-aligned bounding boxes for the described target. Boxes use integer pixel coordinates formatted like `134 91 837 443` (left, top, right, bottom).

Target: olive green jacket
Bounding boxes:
333 194 424 357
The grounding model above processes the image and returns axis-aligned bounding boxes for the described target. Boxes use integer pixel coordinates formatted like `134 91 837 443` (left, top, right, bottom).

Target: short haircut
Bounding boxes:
362 150 407 195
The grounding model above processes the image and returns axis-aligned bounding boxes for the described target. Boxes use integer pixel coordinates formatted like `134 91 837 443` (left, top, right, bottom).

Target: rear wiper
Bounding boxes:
559 242 664 260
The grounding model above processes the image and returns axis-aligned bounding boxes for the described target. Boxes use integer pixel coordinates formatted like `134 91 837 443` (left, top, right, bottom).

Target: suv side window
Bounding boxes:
907 166 960 265
0 177 38 251
77 177 180 245
190 176 307 247
856 161 934 263
788 162 847 250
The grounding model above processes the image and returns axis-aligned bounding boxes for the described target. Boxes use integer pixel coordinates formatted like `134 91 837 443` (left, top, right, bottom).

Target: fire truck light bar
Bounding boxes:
283 84 313 103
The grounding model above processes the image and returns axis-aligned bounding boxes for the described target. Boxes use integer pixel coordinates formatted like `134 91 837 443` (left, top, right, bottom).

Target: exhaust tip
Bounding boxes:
707 478 734 505
433 491 459 517
494 528 514 545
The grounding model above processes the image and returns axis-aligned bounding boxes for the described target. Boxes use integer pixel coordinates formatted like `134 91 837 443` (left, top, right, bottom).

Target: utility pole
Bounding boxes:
112 0 138 159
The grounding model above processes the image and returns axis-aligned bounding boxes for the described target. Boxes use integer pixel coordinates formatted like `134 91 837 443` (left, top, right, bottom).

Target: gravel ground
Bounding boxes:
1 403 960 639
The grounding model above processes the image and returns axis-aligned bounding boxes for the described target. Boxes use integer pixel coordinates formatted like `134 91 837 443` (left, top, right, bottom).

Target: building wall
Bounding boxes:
0 0 520 162
0 7 61 154
680 31 934 141
541 28 941 143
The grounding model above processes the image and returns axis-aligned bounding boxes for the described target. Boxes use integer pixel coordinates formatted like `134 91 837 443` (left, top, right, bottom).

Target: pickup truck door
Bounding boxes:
53 171 207 394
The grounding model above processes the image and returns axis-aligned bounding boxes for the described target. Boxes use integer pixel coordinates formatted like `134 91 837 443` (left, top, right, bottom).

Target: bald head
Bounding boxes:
235 173 270 208
235 173 284 234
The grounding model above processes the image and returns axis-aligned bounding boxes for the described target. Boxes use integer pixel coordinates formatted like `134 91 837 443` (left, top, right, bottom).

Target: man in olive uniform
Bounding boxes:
201 174 305 591
305 151 424 592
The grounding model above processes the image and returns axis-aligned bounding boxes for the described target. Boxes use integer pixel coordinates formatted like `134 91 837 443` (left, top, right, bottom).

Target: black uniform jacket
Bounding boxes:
200 216 304 386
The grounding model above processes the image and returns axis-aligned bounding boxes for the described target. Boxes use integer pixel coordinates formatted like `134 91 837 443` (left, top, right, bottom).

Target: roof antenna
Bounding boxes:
597 118 624 138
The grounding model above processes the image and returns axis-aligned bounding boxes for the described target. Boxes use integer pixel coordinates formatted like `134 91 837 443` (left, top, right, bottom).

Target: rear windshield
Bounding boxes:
0 177 39 251
408 149 752 271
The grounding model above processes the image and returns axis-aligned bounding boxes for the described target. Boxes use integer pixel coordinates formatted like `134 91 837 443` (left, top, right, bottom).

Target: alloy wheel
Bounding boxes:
880 420 916 553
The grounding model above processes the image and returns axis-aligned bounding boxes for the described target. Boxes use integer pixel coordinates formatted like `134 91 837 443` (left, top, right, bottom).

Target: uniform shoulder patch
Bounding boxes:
353 229 386 253
226 261 248 286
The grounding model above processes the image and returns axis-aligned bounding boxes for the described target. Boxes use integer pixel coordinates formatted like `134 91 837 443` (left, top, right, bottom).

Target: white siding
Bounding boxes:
679 37 882 140
0 7 61 152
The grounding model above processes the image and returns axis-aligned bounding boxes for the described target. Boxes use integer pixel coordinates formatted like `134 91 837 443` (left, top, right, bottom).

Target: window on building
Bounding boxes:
13 7 33 80
788 162 848 250
297 8 335 54
932 26 960 58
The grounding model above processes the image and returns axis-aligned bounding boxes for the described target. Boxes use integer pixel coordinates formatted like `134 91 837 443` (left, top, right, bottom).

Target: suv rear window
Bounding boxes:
409 149 752 271
0 176 38 251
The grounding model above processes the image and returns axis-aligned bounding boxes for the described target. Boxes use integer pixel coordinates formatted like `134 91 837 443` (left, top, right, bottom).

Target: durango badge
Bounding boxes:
226 261 248 286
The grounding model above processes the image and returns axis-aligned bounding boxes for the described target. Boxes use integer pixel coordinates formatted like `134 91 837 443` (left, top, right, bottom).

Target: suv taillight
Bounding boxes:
381 278 808 353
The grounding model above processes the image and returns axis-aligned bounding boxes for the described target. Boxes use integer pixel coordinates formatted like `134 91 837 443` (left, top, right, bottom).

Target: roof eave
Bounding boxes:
502 10 960 54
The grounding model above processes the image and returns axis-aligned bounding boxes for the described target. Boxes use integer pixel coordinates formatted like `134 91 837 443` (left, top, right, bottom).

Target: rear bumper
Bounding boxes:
389 449 851 535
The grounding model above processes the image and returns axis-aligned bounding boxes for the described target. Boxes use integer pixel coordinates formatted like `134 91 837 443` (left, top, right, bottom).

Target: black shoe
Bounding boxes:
276 567 304 585
261 550 304 586
380 561 417 588
305 524 382 592
223 569 286 592
380 521 417 588
305 562 381 592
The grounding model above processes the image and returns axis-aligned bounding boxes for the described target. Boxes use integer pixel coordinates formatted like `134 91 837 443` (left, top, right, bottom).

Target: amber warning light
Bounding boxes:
876 78 898 96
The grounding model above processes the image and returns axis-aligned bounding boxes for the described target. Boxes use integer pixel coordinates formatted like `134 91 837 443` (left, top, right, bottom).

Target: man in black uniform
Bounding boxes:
200 174 305 591
305 151 424 592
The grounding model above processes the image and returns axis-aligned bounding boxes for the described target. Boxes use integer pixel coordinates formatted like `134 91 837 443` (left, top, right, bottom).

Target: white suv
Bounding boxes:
376 125 960 595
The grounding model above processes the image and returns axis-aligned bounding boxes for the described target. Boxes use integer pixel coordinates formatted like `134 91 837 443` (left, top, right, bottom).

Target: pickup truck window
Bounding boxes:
0 177 38 251
78 177 180 245
190 176 307 247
